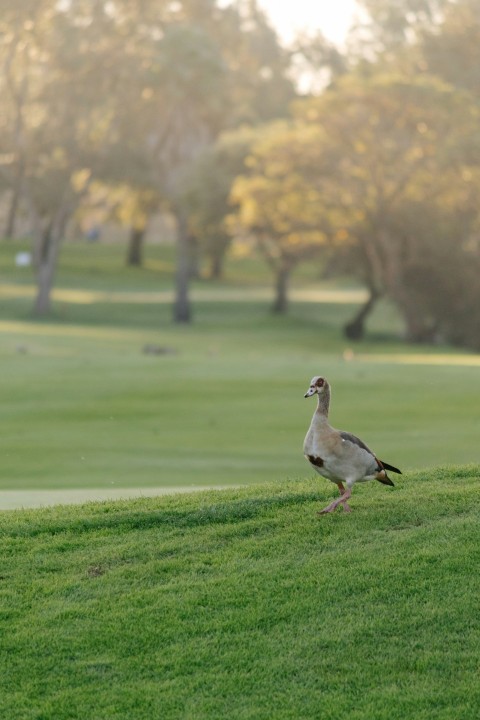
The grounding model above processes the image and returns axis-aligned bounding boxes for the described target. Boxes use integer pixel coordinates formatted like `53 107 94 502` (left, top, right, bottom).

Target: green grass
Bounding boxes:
1 241 479 717
1 240 479 494
1 466 479 719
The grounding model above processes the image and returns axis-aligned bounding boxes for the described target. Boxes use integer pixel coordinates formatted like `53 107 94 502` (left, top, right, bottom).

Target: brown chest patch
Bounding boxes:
307 454 324 468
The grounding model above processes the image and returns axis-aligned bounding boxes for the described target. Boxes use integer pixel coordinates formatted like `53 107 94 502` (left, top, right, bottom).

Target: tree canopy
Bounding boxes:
1 0 480 349
0 0 296 316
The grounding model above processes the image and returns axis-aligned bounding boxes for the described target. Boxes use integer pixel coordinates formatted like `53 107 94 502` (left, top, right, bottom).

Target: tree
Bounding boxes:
231 69 480 340
351 0 449 56
99 3 282 321
1 0 299 322
108 188 159 267
419 0 480 97
0 24 28 238
389 194 480 348
289 30 349 94
179 127 255 279
0 0 142 313
230 122 332 313
294 74 480 341
146 22 229 322
217 0 296 124
150 1 297 320
0 1 56 240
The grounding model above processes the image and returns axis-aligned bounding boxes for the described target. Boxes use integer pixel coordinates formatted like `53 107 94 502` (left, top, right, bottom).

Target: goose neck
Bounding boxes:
315 389 330 418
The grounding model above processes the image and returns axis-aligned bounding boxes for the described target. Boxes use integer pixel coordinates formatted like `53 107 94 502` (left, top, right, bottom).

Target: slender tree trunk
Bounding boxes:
188 233 200 280
4 159 25 239
344 286 380 341
272 264 291 314
127 226 145 266
209 254 222 280
34 243 58 316
173 209 192 323
23 181 43 267
208 248 226 280
33 204 70 316
34 227 58 315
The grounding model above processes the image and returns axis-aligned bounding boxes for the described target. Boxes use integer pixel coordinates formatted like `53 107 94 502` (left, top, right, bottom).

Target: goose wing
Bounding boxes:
340 430 376 456
339 431 400 485
339 431 382 473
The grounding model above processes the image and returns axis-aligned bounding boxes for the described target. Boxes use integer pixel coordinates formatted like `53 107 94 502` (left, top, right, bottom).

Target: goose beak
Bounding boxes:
304 387 316 398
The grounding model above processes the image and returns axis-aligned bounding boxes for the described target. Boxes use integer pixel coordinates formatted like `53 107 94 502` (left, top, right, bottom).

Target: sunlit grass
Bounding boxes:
0 283 368 305
357 352 480 366
0 319 142 341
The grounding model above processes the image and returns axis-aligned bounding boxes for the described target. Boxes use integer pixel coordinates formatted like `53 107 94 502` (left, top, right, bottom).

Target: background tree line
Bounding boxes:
1 0 480 350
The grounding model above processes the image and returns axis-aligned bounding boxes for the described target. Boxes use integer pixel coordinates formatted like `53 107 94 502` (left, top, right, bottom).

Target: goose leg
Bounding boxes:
338 482 352 512
318 485 352 515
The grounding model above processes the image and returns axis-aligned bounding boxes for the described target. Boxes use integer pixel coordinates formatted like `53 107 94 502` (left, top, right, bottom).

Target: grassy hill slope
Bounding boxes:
1 466 479 720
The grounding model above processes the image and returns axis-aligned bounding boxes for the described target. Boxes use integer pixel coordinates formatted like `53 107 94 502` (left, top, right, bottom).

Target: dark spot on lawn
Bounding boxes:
87 565 105 578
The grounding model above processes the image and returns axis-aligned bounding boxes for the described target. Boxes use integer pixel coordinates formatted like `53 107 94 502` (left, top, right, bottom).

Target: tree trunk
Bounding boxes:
188 233 200 280
23 181 43 268
398 294 434 342
374 225 433 342
33 204 70 316
127 227 145 266
34 248 57 316
4 159 25 239
272 265 291 314
344 286 380 341
173 209 192 323
33 227 59 316
383 255 432 342
208 249 226 280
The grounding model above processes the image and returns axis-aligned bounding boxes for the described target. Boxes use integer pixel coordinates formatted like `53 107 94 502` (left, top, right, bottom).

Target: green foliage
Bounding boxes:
353 0 449 55
219 0 296 124
229 71 480 335
420 0 480 95
0 0 297 315
2 0 480 341
230 121 334 309
1 467 479 719
179 127 256 278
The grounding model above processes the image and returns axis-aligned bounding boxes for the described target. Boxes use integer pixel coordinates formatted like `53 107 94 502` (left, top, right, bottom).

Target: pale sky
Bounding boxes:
256 0 359 45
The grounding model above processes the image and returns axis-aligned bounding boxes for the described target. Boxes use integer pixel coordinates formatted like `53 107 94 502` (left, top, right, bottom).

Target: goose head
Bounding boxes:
304 376 329 398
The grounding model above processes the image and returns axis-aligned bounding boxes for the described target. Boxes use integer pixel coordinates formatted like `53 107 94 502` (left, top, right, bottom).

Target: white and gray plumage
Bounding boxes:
303 376 401 514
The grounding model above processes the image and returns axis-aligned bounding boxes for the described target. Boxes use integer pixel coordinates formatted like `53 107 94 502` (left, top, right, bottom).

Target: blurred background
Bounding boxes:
0 0 479 508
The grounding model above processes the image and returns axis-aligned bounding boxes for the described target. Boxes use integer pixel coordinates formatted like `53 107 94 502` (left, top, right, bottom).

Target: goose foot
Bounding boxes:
317 501 339 515
317 486 352 515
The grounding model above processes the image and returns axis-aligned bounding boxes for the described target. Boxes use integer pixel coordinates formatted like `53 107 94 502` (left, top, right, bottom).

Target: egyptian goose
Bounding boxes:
303 376 401 514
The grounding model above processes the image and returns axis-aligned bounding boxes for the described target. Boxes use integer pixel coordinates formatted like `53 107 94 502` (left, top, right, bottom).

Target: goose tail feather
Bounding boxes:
379 460 402 475
377 474 395 487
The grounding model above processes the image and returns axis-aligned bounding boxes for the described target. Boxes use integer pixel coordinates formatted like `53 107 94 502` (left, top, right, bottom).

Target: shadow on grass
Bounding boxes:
2 490 323 539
